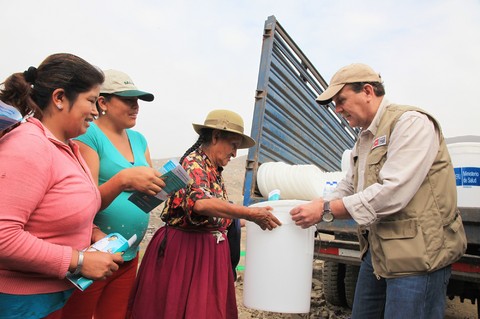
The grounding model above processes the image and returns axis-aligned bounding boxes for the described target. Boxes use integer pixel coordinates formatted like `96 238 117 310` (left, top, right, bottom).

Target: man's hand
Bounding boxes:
290 198 324 229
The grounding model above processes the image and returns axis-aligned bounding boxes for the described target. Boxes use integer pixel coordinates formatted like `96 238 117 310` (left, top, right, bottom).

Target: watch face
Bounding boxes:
322 211 334 223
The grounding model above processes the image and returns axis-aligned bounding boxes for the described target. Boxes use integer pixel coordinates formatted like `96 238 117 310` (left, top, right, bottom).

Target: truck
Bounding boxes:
242 15 480 317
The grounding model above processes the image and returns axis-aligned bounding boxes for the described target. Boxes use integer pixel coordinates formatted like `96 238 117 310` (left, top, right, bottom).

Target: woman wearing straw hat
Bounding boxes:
128 109 282 319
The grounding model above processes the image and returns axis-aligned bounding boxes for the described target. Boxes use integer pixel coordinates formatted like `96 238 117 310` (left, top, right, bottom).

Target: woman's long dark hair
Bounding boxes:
0 53 104 119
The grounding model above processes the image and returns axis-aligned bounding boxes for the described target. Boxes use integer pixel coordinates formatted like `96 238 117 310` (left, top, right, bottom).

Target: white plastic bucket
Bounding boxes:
447 142 480 207
243 200 315 313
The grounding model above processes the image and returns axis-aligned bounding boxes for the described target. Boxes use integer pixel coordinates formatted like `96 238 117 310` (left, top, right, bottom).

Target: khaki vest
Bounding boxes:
354 104 467 278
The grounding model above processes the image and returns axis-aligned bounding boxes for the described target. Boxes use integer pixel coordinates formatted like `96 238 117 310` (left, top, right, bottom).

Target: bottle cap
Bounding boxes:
268 189 281 201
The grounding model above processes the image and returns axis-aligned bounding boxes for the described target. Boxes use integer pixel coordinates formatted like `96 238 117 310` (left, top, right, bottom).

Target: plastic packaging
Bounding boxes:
66 233 137 291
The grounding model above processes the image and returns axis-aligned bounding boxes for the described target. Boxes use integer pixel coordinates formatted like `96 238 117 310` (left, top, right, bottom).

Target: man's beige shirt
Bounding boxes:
332 97 440 226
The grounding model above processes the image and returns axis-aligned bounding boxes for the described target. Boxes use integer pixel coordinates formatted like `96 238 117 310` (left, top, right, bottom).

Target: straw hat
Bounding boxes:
192 109 256 149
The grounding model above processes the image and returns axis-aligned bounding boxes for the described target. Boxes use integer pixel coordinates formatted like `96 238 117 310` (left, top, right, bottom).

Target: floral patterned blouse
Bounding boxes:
161 148 232 230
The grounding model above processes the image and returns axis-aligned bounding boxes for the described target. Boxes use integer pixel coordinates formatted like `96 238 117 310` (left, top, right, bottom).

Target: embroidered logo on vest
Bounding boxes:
372 135 387 150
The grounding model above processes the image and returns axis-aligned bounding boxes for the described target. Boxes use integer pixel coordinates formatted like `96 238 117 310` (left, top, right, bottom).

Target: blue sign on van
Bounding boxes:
454 167 480 187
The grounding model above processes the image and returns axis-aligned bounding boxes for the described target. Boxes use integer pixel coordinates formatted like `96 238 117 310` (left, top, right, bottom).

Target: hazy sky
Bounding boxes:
2 0 479 159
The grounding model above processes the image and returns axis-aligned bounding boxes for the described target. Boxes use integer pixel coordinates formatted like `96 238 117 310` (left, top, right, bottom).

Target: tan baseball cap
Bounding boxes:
316 63 381 105
101 69 154 102
192 109 256 149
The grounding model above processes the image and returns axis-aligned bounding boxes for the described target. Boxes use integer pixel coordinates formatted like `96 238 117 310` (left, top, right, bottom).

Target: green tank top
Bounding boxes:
75 123 150 261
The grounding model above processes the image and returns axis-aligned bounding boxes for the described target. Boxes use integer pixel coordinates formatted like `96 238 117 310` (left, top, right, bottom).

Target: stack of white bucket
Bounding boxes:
255 152 350 202
446 136 480 207
243 150 350 313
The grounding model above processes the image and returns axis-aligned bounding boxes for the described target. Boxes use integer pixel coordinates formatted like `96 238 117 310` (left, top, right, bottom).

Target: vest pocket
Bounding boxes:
443 213 467 261
375 218 429 273
367 146 388 180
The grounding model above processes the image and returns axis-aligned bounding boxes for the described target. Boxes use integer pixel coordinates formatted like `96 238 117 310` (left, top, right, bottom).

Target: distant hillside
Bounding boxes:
152 155 247 205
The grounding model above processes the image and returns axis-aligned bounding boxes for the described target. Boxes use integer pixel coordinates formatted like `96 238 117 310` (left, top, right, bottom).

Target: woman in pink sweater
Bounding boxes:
0 53 163 319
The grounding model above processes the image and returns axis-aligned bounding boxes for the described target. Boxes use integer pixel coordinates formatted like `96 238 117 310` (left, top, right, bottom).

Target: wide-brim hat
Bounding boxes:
316 63 382 105
101 69 154 102
192 109 256 149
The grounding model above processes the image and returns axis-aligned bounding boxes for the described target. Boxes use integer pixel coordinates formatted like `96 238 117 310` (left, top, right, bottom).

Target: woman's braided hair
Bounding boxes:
179 128 235 164
179 129 210 164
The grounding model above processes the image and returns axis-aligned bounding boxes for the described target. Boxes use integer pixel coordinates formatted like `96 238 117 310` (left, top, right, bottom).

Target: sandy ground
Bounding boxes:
147 157 478 319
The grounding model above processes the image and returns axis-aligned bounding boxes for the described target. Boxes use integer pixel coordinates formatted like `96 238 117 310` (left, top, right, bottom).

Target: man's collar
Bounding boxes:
365 97 389 135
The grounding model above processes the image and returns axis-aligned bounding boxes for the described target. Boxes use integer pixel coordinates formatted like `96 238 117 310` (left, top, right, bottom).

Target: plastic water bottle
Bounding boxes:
331 181 338 191
323 181 332 197
268 189 281 201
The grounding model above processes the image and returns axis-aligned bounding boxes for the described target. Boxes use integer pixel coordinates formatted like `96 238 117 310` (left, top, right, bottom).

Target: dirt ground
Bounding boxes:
148 157 478 319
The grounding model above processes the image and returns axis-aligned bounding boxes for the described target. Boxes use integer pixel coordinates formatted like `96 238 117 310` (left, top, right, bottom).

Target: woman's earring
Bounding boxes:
56 104 63 110
101 110 106 115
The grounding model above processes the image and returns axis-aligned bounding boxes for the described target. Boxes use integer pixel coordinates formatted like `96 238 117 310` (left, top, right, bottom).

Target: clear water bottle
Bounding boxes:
268 189 281 201
331 181 338 191
323 181 332 197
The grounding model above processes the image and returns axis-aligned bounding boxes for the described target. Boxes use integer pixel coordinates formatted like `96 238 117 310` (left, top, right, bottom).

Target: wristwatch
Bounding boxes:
322 201 334 223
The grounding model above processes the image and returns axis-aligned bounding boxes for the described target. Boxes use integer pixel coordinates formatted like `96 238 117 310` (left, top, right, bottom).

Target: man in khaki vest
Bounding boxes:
290 63 467 319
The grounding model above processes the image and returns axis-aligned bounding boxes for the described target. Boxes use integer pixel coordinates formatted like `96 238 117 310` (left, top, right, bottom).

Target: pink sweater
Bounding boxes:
0 118 101 294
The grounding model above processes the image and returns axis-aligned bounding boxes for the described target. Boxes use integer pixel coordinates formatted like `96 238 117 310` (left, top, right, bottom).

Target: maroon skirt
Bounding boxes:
128 226 238 319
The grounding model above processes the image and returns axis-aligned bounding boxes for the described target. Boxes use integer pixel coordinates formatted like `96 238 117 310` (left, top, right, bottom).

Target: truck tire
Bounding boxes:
323 261 347 306
345 264 359 309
